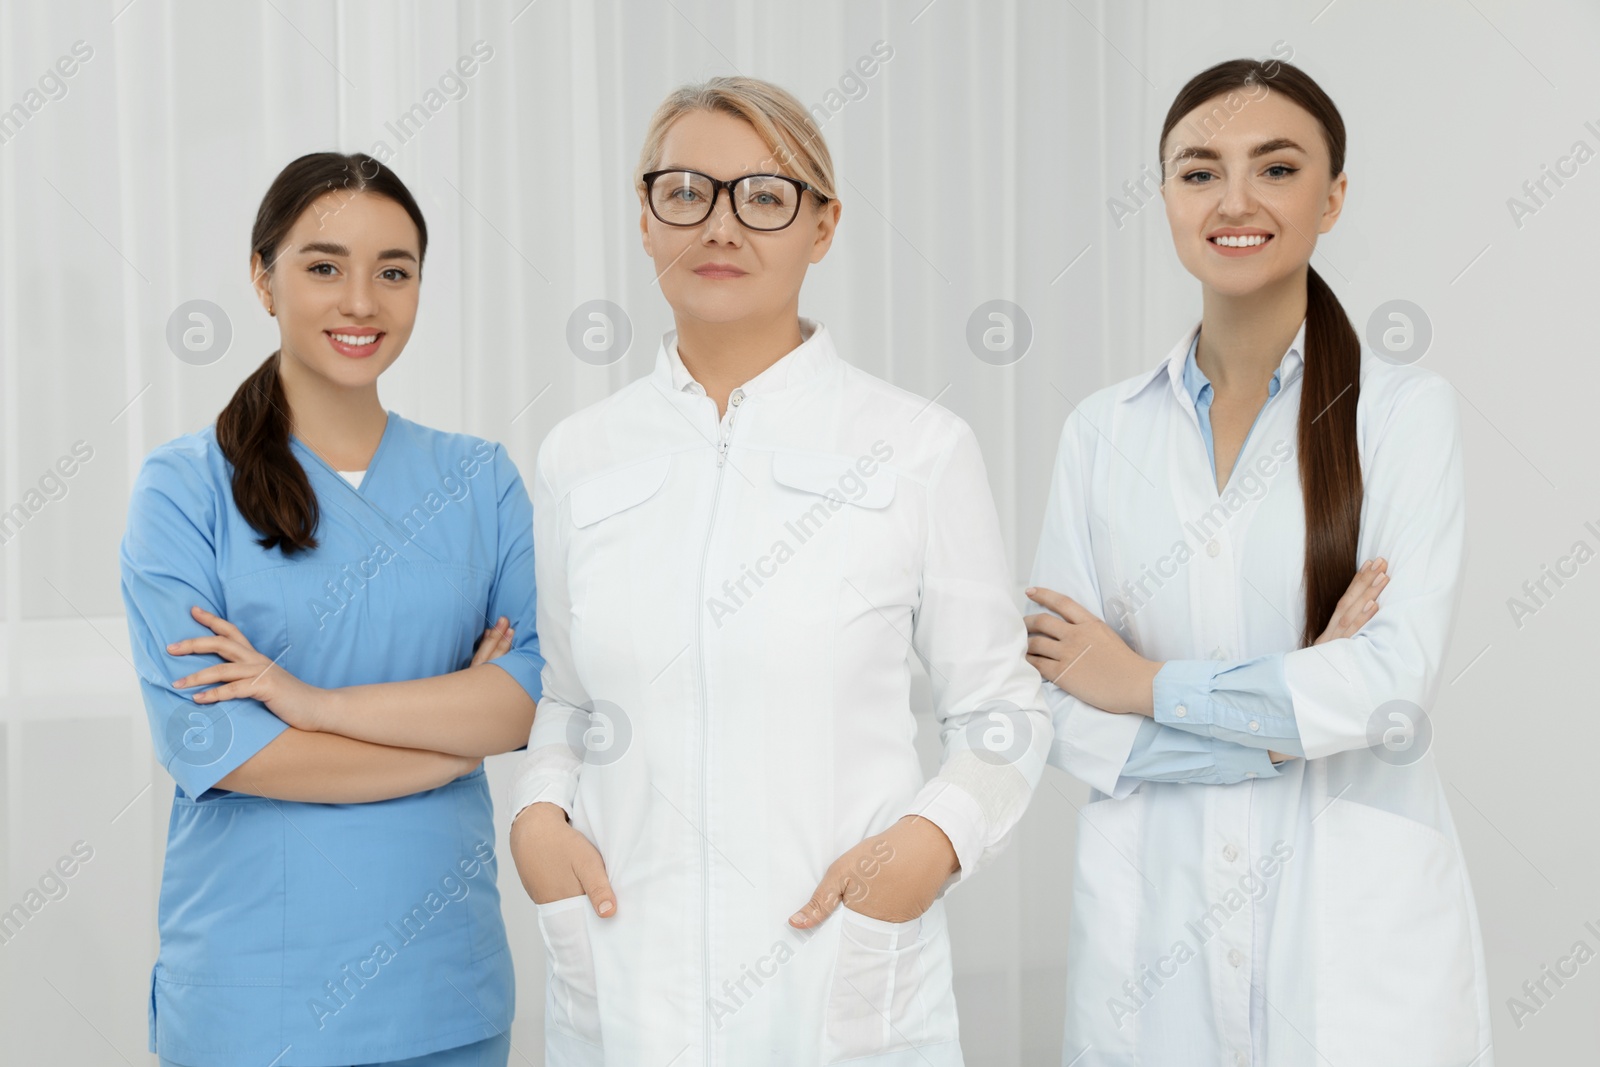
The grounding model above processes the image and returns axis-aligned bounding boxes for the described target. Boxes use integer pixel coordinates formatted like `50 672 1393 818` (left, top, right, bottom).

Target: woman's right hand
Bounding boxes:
1314 558 1389 645
510 801 617 917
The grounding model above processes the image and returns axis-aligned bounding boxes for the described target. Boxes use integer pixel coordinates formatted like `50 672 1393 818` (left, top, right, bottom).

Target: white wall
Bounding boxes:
1 1 1596 1063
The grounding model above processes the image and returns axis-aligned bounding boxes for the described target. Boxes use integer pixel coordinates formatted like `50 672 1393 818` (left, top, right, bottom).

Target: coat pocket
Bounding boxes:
1314 799 1482 1066
565 456 674 638
569 456 672 528
823 903 959 1062
536 894 603 1047
770 449 896 510
766 448 913 631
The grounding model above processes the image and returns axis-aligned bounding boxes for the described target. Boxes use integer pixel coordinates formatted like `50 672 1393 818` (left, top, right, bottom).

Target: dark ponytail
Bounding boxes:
1299 264 1363 648
217 152 428 554
215 351 318 553
1159 59 1362 649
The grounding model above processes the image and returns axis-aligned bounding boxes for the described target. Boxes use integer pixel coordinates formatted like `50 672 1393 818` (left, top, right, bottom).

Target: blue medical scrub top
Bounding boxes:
119 411 543 1067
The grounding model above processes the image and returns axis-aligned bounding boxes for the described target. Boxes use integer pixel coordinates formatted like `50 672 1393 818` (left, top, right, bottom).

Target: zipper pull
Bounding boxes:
717 389 745 468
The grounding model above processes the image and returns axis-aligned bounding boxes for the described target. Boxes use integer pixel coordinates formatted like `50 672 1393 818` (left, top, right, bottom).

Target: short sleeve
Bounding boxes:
119 445 290 798
480 443 544 707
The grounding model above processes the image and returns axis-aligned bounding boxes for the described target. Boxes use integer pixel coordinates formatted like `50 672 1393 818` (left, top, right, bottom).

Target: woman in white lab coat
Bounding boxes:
507 77 1049 1065
1025 59 1494 1066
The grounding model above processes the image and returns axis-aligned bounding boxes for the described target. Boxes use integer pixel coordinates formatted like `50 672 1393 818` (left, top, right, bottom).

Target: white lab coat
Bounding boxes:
511 319 1050 1066
1034 323 1494 1067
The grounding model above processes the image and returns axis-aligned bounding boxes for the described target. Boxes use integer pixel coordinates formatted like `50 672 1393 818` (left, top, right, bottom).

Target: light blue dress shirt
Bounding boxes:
1120 333 1305 785
120 412 542 1066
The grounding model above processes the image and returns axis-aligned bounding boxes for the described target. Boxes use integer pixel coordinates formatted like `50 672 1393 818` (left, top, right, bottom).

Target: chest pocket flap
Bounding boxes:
770 450 896 509
569 456 672 528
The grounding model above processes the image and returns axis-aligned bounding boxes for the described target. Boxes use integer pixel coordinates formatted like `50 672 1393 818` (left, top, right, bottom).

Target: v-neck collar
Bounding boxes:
290 410 396 499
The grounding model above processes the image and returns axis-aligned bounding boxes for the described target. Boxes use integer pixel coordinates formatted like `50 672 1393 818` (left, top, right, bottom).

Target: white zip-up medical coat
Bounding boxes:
510 319 1050 1066
1033 323 1494 1067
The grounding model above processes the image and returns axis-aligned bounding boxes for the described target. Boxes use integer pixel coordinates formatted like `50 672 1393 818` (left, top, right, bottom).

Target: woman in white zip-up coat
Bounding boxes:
508 77 1050 1066
1025 60 1494 1065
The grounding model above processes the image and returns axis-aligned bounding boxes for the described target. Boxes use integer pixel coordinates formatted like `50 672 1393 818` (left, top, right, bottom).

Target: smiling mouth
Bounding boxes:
325 331 384 357
1209 234 1273 248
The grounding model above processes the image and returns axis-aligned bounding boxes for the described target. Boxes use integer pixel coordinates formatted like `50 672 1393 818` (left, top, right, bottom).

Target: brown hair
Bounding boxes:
217 152 427 554
1160 60 1361 649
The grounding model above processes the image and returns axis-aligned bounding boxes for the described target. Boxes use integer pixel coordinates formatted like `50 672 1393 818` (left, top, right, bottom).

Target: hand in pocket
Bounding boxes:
789 815 959 928
510 802 617 916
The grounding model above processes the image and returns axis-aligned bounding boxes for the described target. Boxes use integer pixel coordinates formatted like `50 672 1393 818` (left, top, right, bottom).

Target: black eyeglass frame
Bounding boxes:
641 168 829 231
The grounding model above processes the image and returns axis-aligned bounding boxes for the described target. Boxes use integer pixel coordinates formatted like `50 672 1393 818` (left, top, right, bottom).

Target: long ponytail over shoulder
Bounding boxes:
215 350 316 553
1299 264 1363 648
1159 59 1362 649
217 152 427 554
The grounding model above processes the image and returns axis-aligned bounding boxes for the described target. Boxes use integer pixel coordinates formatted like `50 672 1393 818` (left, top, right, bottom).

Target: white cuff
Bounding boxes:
1047 688 1144 797
900 778 988 888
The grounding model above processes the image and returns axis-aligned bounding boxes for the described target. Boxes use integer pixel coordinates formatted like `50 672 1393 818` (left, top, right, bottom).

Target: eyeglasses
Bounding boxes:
642 168 826 231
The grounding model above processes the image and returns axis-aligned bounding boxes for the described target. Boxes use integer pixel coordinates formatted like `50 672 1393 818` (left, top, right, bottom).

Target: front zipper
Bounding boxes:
693 387 743 1064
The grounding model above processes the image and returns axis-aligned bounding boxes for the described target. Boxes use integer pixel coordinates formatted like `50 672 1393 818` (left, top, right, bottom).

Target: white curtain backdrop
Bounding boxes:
2 1 1596 1063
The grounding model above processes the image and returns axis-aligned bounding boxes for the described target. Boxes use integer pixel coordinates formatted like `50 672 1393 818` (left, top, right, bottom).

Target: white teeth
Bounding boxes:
330 332 378 345
1212 234 1269 247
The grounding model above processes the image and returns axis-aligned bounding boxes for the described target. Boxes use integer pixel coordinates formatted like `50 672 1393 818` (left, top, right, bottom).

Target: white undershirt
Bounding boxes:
337 469 365 488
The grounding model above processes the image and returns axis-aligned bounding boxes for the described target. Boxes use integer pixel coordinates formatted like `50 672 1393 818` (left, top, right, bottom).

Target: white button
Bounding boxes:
1245 771 1257 778
730 390 745 406
1222 844 1239 862
1206 539 1221 557
1236 1053 1248 1067
1248 720 1260 732
1228 948 1244 967
1174 704 1188 718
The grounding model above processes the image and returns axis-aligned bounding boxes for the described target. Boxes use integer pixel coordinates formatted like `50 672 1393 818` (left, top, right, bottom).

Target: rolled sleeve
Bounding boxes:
119 447 290 799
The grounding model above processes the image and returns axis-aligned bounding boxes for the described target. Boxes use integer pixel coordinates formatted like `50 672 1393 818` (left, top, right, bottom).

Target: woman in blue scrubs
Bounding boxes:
119 152 541 1067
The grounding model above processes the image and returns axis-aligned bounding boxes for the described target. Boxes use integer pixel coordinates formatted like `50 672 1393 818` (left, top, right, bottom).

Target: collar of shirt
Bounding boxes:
1123 319 1306 408
1180 319 1305 409
657 317 829 398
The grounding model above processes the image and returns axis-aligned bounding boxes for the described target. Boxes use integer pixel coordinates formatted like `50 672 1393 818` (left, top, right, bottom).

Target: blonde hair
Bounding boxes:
634 76 837 203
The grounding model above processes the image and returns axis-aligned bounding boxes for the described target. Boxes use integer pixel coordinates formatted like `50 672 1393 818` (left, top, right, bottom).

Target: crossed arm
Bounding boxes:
1023 558 1390 782
170 607 532 803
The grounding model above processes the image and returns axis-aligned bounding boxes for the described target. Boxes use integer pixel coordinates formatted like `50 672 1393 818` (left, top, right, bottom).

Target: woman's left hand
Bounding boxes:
789 815 959 928
468 617 514 668
169 605 330 731
1024 586 1160 716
